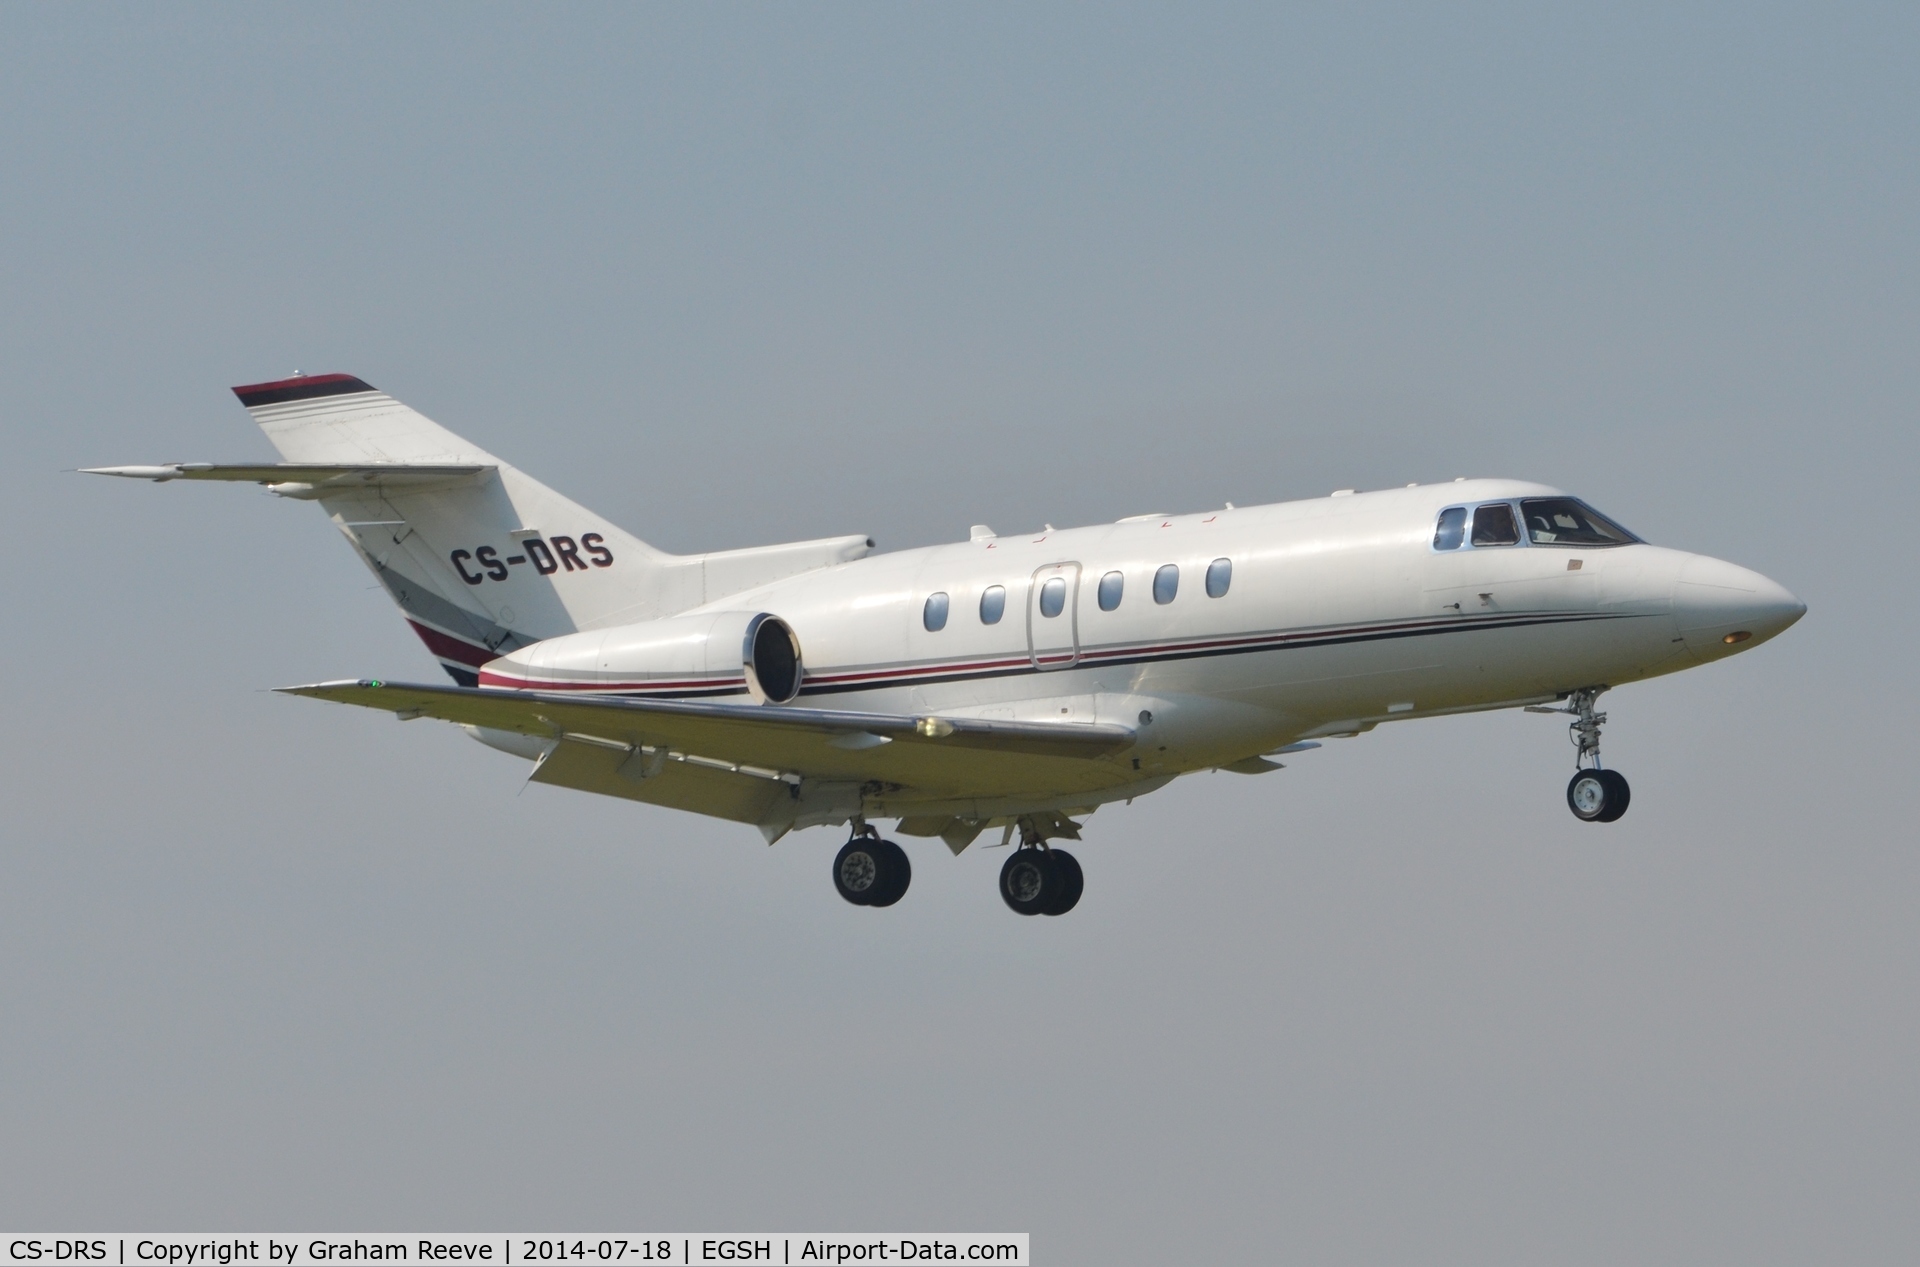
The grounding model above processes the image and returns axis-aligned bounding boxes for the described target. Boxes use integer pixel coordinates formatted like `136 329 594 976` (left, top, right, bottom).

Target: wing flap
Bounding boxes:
529 737 793 826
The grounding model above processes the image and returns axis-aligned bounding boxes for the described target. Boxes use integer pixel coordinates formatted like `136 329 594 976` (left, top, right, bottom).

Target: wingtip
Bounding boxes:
276 678 385 696
81 464 183 480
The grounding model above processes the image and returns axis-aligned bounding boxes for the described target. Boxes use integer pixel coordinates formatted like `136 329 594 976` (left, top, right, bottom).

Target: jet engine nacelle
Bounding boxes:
480 610 804 703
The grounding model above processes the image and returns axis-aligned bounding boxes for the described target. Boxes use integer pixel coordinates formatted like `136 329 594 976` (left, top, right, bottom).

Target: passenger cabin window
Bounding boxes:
979 585 1006 625
1433 506 1467 550
1206 557 1232 598
1470 502 1520 547
923 592 949 631
1153 564 1179 605
1521 497 1640 547
1039 577 1067 618
1098 571 1124 611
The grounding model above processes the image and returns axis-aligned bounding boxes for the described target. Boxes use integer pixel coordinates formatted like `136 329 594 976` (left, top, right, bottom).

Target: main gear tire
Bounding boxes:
867 839 912 907
1000 849 1059 916
1044 849 1084 915
834 838 884 905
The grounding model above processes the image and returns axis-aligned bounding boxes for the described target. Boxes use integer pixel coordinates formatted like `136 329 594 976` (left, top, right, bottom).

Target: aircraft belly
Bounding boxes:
798 610 1650 767
1106 614 1657 737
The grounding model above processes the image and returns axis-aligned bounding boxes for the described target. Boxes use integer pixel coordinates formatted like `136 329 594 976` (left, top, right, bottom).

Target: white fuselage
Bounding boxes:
95 375 1814 896
476 479 1802 822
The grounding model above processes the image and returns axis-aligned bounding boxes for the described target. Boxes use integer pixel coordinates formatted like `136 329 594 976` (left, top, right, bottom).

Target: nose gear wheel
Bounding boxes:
1530 687 1632 823
1567 768 1630 822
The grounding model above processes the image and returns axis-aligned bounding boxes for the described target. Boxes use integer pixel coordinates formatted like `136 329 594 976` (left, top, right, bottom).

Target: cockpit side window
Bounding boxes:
1470 502 1520 547
1433 506 1467 550
1520 497 1640 546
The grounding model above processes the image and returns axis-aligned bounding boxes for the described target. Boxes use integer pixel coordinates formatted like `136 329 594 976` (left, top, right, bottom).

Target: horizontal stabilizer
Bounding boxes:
82 463 491 494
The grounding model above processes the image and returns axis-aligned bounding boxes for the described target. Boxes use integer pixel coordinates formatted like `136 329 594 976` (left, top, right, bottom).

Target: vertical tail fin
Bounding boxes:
93 373 874 686
234 374 687 683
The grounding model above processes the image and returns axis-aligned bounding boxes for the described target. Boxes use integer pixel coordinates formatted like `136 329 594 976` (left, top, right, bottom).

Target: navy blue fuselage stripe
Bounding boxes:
527 609 1644 702
791 610 1640 697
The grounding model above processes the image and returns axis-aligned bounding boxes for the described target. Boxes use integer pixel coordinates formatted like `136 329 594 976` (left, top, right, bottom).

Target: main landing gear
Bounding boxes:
999 847 1083 916
998 818 1084 916
1530 687 1631 823
830 818 1086 914
833 827 911 907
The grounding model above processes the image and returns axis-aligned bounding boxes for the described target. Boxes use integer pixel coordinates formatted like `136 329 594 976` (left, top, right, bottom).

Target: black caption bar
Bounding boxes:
0 1237 1027 1267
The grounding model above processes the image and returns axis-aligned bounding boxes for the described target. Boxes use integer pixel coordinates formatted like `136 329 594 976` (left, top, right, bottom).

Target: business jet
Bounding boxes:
90 374 1804 915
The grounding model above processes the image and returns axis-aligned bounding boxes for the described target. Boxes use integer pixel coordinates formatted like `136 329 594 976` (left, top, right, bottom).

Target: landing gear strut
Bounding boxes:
1530 687 1631 823
998 821 1084 916
833 825 911 907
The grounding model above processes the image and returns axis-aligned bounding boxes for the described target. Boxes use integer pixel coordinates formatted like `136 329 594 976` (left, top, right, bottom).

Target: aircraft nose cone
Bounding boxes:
1675 554 1806 660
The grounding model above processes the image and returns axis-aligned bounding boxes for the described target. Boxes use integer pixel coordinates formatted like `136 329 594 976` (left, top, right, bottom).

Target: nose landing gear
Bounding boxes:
833 827 911 907
1529 687 1631 823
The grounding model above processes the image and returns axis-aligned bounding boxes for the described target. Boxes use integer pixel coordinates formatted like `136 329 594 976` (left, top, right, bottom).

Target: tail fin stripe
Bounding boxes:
369 557 531 655
407 620 498 669
233 374 377 408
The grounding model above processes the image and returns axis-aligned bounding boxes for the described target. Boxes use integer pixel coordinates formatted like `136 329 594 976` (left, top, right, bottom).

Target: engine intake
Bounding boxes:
742 612 802 704
479 610 804 703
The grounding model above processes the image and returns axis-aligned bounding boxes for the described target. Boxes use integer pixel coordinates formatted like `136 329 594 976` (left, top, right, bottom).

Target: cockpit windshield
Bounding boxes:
1520 498 1639 547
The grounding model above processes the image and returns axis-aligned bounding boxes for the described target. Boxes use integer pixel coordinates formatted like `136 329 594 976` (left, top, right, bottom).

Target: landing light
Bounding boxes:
1723 631 1752 645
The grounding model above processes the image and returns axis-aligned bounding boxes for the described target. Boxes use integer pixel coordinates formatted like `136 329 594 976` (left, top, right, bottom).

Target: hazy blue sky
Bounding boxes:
3 4 1915 1263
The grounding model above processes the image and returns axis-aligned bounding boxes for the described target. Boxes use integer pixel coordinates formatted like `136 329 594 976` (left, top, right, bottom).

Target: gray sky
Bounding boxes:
3 3 1915 1262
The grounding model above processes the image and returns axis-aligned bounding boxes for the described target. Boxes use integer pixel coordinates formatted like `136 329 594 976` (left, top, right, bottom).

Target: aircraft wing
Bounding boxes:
279 679 1139 831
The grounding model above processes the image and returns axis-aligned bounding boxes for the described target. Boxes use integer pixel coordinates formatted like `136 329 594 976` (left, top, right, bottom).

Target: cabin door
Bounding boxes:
1026 562 1082 670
